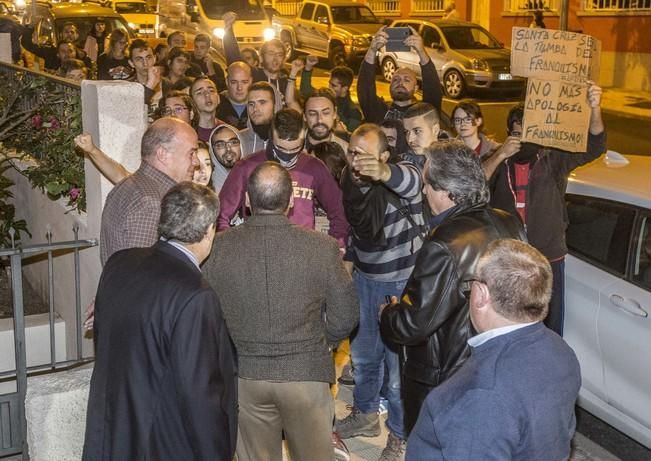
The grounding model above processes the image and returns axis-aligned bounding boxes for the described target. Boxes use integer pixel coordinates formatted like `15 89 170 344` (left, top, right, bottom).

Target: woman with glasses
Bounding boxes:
97 29 132 81
451 101 498 158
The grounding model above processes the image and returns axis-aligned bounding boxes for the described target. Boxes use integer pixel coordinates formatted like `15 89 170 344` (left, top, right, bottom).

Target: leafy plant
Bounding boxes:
0 158 31 247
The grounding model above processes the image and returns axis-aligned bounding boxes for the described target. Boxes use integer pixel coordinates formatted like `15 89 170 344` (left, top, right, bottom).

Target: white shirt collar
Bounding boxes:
468 321 538 348
162 238 200 270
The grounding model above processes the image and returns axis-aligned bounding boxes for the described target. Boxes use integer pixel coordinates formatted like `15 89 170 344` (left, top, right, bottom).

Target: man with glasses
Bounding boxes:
379 140 524 436
191 76 223 142
208 124 245 191
218 108 348 247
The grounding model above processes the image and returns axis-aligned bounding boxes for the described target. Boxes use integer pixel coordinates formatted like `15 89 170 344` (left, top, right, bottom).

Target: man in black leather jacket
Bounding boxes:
380 140 525 435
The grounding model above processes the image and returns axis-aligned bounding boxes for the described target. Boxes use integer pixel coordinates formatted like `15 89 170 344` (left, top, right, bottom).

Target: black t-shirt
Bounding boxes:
97 54 133 80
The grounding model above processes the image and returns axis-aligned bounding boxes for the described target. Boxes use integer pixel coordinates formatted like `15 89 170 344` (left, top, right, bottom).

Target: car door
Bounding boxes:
598 210 651 434
565 195 637 405
421 24 446 82
310 4 330 53
295 2 315 48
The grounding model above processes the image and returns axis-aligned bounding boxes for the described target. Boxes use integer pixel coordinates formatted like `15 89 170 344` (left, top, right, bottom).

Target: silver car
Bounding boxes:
377 19 525 99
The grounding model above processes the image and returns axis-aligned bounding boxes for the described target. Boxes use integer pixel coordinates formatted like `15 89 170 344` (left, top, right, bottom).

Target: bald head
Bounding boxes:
227 61 253 103
390 67 419 103
142 117 199 182
247 161 293 214
142 117 193 158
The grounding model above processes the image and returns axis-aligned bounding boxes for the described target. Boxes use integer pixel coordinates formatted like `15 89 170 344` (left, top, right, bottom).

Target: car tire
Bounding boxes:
443 69 465 99
281 31 295 61
329 44 345 68
381 56 397 83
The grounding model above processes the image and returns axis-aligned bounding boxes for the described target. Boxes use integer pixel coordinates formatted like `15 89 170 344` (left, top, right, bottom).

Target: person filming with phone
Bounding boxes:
357 26 443 127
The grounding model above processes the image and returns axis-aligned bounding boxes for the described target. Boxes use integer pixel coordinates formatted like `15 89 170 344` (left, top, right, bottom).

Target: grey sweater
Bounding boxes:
203 214 359 383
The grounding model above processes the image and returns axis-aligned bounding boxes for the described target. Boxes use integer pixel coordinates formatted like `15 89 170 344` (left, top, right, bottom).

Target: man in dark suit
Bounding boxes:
83 182 237 461
407 239 581 460
204 161 358 461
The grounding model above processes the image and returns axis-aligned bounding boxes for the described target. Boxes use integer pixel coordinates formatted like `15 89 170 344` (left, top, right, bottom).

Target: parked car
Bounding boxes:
377 19 525 99
106 0 159 37
22 2 135 49
273 0 385 67
564 152 651 449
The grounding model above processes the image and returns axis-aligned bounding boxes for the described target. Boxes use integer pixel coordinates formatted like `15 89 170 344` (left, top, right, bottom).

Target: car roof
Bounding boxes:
45 2 122 18
567 154 651 209
318 0 372 7
391 18 480 27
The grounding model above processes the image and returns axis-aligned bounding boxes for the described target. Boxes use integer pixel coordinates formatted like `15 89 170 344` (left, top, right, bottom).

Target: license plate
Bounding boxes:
498 73 513 80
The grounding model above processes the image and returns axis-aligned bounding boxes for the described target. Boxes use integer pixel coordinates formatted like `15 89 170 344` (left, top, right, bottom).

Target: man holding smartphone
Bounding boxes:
357 26 443 127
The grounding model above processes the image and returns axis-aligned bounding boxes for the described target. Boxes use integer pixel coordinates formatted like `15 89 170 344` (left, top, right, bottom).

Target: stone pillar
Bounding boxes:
0 33 11 63
79 80 147 357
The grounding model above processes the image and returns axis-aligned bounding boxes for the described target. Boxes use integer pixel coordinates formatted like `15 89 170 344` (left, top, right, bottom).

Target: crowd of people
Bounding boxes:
74 11 607 461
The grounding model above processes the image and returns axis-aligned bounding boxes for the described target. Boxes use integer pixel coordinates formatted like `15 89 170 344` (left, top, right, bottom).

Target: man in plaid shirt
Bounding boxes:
100 117 200 265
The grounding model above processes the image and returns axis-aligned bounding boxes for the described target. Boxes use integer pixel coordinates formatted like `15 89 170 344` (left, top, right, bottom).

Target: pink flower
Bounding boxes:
31 114 42 129
69 187 81 201
49 116 61 130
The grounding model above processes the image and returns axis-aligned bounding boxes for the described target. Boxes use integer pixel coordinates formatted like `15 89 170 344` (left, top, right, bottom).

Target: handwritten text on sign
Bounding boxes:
510 27 601 84
522 79 589 152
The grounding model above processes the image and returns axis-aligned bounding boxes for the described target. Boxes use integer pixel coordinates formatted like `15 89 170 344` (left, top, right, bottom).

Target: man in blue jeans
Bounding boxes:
336 123 426 460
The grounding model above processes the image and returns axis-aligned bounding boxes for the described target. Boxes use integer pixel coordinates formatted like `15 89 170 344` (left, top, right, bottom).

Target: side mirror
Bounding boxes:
316 16 329 25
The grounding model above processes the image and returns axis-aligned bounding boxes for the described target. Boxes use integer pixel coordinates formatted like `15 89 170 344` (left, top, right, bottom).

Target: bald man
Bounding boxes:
357 26 442 125
100 117 199 265
217 61 253 130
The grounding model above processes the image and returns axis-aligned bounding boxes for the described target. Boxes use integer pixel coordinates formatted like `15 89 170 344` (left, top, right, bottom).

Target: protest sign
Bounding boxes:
510 27 601 152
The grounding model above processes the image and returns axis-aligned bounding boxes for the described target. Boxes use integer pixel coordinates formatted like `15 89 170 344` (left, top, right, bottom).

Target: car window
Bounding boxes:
300 3 314 20
566 194 636 276
632 214 651 291
422 26 441 48
330 6 378 23
55 17 132 44
314 5 328 23
441 26 501 50
38 17 55 45
202 0 265 20
114 2 151 13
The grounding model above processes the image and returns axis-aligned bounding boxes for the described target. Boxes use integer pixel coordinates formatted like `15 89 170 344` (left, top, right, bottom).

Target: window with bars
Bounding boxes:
583 0 651 11
503 0 560 12
366 0 400 14
411 0 445 14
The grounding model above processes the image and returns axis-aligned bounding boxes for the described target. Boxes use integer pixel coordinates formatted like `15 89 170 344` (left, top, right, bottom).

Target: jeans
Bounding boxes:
545 258 565 336
351 271 406 440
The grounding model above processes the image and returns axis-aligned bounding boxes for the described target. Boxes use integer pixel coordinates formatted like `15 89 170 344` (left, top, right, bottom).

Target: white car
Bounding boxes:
565 152 651 449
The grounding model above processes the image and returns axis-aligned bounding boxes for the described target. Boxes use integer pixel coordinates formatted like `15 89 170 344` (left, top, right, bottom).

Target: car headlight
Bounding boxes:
128 22 137 30
471 58 489 71
213 27 225 39
263 27 275 41
352 35 370 47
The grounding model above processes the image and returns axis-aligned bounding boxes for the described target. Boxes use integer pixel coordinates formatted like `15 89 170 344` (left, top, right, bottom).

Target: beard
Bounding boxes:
217 150 239 169
308 123 332 141
391 86 412 102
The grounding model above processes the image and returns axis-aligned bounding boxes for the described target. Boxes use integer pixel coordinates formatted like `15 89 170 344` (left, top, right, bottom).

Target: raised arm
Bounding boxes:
285 58 305 112
405 26 442 112
75 133 131 184
222 12 243 65
358 27 389 123
298 55 319 99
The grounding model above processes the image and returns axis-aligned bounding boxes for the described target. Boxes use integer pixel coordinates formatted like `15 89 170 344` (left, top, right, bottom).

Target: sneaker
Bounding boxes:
332 431 350 461
379 431 407 461
378 397 389 416
335 406 381 439
338 364 354 386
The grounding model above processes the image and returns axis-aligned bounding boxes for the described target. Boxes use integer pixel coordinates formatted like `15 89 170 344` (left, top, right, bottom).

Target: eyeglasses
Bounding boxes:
162 106 189 116
212 139 241 152
453 116 474 125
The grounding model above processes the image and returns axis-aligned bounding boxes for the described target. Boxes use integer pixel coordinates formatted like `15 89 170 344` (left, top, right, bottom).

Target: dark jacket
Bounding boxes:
216 91 249 130
407 323 581 461
21 26 91 70
380 203 524 387
489 131 606 260
357 59 442 124
83 241 238 461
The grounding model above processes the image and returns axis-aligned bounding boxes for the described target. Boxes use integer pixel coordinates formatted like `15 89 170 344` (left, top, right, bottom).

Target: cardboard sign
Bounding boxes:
521 79 590 152
510 27 601 151
511 27 601 84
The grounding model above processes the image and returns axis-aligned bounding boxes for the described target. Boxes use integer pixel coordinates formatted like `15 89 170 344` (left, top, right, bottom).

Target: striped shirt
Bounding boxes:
350 161 426 282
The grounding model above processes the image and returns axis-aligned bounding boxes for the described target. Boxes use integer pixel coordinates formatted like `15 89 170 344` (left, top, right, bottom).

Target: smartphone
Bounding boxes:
385 27 411 53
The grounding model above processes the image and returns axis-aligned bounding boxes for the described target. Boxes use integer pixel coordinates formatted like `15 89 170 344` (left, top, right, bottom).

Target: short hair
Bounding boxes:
61 22 77 32
507 103 525 134
423 140 489 206
170 76 195 92
379 118 408 160
129 38 151 58
351 123 389 156
248 81 276 105
452 100 483 121
161 90 198 120
312 141 346 182
141 117 179 158
247 161 293 214
154 43 168 55
240 47 259 64
158 182 220 244
476 239 552 323
272 108 304 140
305 87 336 110
57 41 75 51
194 33 211 46
109 28 128 47
227 60 252 77
190 75 217 94
330 66 354 88
260 39 284 56
60 58 86 75
167 46 190 65
166 31 185 46
403 102 440 126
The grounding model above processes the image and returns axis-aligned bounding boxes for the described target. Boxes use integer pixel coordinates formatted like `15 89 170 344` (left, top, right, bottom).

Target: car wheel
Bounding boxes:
281 31 295 61
328 44 346 68
381 57 398 83
443 69 465 99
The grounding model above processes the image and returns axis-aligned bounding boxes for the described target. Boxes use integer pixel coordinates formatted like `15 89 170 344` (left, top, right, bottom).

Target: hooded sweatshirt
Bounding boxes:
208 123 247 192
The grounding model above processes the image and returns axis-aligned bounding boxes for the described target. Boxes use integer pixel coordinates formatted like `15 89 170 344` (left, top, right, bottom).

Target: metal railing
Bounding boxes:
503 0 560 12
411 0 445 14
583 0 651 11
367 0 401 15
0 226 96 460
272 0 302 16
